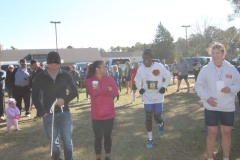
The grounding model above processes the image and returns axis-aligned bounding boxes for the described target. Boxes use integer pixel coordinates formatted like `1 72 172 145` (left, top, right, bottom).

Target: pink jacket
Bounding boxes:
6 106 20 119
86 75 118 120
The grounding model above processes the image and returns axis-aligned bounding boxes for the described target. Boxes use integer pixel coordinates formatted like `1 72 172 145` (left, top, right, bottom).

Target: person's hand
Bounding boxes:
139 88 145 95
221 87 230 93
207 97 217 107
15 115 20 120
56 98 65 107
159 87 166 94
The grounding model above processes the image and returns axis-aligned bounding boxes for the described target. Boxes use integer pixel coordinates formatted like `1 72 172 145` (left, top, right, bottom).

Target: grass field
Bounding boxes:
0 79 240 160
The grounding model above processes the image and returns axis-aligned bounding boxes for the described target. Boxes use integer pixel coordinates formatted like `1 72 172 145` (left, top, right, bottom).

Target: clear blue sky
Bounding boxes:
0 0 239 50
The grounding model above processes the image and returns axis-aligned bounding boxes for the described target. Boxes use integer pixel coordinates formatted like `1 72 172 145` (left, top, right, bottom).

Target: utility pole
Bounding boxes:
50 21 61 52
181 25 191 56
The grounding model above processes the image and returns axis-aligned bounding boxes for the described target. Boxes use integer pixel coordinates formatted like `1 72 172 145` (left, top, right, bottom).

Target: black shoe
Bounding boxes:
105 157 111 160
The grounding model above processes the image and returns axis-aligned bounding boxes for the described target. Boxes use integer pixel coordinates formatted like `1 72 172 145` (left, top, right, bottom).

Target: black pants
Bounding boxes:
13 86 31 114
86 91 89 99
75 82 79 100
92 118 114 155
0 89 5 117
119 78 122 92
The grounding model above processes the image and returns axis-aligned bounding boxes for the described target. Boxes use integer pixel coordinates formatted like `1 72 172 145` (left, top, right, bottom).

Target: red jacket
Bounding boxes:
86 75 118 120
130 68 138 84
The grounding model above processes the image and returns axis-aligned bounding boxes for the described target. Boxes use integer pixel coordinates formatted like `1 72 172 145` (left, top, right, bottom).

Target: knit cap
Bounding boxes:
47 51 61 64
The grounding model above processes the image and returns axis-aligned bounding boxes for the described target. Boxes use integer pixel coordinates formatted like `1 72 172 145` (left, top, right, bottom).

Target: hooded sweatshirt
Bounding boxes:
195 60 240 112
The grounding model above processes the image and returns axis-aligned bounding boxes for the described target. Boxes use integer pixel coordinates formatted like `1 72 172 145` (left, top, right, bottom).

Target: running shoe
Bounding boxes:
146 139 153 148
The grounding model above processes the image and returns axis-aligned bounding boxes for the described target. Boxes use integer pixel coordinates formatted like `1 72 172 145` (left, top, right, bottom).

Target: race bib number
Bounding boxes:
146 81 158 90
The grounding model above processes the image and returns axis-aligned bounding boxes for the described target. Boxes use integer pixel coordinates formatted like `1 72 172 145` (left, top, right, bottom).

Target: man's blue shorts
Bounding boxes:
144 103 163 113
205 109 234 127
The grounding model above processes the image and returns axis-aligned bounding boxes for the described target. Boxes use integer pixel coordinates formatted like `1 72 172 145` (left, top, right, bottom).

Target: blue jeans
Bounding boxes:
43 111 73 160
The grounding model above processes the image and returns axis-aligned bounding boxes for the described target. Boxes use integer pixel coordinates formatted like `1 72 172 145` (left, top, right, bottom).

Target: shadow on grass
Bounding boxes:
0 89 240 160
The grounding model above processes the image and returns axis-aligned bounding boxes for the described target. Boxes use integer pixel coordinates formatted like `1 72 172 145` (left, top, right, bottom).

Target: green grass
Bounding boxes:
0 80 240 160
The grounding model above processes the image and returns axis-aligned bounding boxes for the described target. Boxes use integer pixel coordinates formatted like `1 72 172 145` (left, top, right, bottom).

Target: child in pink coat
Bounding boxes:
6 98 20 131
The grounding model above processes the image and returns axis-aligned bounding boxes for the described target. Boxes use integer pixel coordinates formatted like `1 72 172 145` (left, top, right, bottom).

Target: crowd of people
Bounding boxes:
0 42 240 160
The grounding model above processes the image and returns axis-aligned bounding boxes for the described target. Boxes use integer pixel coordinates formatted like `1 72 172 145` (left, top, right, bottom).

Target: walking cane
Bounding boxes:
50 99 64 159
50 99 57 158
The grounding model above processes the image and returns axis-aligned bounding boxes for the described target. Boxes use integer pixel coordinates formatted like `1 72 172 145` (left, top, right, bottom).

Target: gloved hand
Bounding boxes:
159 87 166 94
139 88 145 95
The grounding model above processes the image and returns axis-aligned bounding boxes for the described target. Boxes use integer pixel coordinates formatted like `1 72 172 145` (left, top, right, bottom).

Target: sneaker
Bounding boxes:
0 116 6 121
146 139 153 148
25 113 31 117
159 121 164 135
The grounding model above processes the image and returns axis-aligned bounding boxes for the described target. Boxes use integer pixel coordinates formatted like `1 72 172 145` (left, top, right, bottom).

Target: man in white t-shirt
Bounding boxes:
135 49 171 149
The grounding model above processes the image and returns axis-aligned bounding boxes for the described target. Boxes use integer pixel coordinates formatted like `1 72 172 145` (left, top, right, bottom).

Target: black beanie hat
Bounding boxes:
47 51 61 64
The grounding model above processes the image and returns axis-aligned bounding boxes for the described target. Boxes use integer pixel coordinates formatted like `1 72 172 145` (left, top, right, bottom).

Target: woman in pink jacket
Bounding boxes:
86 60 118 160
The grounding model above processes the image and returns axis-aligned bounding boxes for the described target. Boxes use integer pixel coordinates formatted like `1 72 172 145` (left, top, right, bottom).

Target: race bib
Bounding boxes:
146 80 158 90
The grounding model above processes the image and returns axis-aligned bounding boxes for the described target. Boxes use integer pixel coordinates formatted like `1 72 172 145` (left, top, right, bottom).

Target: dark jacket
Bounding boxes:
31 67 43 83
5 69 13 87
32 69 78 116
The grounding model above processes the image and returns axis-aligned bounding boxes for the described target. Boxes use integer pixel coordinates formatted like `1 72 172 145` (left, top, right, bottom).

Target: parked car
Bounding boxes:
0 61 19 71
105 58 131 73
75 62 92 72
139 59 160 65
75 62 92 88
230 57 240 68
183 56 211 74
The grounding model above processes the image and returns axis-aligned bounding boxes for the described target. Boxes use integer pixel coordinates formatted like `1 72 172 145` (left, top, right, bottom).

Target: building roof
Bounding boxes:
0 48 101 64
0 48 143 64
100 51 142 62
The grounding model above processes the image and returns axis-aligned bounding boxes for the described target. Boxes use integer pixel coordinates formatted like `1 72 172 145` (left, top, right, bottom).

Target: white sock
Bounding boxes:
207 158 214 160
147 131 152 140
223 158 229 160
